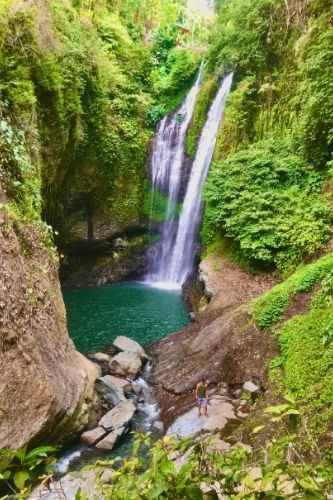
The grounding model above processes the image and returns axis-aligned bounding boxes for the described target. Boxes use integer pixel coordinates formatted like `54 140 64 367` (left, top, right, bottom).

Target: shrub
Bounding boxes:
202 139 331 272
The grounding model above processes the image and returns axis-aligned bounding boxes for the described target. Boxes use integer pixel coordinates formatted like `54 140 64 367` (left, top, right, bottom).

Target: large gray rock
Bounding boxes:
80 426 107 446
95 375 128 405
242 381 260 394
95 426 125 450
99 400 136 431
167 398 237 438
29 468 112 499
109 351 142 379
113 335 147 360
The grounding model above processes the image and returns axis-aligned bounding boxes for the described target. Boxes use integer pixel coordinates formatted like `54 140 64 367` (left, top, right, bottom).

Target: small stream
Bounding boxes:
58 281 191 472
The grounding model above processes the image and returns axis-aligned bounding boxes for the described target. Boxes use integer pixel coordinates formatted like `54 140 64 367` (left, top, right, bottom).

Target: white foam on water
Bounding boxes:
144 281 182 291
52 449 82 474
135 376 149 388
139 402 160 429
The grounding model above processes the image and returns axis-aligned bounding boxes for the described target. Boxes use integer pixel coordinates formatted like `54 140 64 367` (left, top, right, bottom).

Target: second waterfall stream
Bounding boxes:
146 69 233 289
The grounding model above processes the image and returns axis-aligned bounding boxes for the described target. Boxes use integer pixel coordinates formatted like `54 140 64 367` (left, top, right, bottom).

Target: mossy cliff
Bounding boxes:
199 0 333 274
0 0 201 286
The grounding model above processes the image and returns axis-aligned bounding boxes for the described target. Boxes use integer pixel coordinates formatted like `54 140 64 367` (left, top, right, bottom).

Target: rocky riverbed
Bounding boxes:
73 256 276 456
29 255 279 499
78 336 154 452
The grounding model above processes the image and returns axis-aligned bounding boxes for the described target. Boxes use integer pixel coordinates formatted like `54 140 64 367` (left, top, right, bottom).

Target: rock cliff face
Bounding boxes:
148 255 276 426
59 227 149 288
0 208 100 449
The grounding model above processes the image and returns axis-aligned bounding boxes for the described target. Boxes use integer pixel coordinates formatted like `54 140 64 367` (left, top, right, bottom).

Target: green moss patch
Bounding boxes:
253 252 333 327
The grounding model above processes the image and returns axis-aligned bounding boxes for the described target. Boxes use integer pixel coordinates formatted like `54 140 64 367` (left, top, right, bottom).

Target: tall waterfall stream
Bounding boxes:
145 70 233 288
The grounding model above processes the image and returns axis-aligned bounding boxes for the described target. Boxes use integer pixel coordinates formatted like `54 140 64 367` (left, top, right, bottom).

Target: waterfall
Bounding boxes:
146 71 233 288
145 63 203 285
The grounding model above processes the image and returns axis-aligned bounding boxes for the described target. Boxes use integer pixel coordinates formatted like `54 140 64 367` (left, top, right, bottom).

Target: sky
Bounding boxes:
187 0 215 20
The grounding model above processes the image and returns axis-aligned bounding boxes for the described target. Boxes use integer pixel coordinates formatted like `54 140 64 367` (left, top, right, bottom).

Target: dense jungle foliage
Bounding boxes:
197 1 333 492
201 0 333 274
0 0 201 236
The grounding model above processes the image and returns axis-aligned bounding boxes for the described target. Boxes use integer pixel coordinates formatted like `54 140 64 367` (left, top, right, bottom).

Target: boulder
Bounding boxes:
124 383 134 396
113 335 147 360
167 399 237 438
29 468 112 499
206 438 231 453
237 410 249 419
242 381 260 394
109 351 142 379
87 352 112 363
95 375 128 405
131 383 143 396
0 213 102 449
80 426 107 446
95 426 125 450
153 420 164 431
99 400 136 431
123 382 142 396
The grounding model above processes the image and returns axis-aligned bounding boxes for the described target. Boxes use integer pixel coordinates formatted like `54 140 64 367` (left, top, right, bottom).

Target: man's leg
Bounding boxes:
204 402 208 416
198 402 202 416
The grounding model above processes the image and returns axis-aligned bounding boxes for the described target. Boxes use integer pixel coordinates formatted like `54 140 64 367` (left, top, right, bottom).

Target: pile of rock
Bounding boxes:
81 336 148 450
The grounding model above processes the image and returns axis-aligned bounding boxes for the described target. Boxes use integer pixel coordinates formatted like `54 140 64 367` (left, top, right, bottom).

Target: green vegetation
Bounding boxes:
142 185 181 223
185 75 218 159
203 139 331 272
3 420 333 498
252 255 333 452
0 118 41 221
252 252 333 327
2 0 333 496
88 429 330 498
201 0 333 272
0 445 56 496
278 291 333 406
208 0 272 77
196 1 333 479
0 0 201 232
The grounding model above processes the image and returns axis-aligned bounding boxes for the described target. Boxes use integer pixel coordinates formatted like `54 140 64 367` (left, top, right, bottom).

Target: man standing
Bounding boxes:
196 376 208 417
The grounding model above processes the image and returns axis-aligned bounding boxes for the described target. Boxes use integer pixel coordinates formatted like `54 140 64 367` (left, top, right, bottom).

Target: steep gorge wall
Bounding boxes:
0 0 201 287
0 202 100 449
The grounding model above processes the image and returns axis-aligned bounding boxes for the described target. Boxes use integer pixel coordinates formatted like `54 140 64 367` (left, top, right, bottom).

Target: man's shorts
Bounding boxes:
197 398 208 405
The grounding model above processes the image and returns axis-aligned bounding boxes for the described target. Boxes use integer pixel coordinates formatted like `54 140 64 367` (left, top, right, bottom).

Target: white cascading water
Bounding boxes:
146 71 233 288
145 63 203 289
